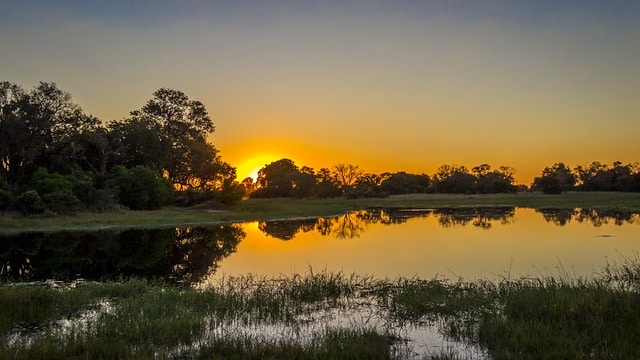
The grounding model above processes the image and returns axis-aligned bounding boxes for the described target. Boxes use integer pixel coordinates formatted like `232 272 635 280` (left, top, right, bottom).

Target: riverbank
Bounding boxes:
2 192 640 235
2 257 640 359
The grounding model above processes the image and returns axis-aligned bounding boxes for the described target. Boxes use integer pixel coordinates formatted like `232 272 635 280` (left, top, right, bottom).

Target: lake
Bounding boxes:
2 207 638 285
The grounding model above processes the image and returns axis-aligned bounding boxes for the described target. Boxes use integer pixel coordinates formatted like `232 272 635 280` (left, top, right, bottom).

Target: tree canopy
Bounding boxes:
1 81 241 213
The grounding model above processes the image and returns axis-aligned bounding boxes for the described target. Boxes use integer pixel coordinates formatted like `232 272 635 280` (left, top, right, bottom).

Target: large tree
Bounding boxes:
0 81 98 186
532 162 576 194
433 165 476 194
331 164 363 192
252 158 316 198
126 88 216 187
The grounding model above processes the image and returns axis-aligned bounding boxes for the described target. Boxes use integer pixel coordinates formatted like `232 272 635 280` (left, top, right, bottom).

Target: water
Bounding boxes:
2 207 638 359
206 207 640 283
1 208 638 284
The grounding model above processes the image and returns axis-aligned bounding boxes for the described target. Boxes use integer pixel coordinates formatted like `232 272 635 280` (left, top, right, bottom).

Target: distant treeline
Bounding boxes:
245 159 640 198
244 160 518 198
532 162 640 194
2 81 639 215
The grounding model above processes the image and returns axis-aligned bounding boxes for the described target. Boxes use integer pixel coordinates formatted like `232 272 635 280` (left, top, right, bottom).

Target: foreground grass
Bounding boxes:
2 192 640 234
2 259 640 359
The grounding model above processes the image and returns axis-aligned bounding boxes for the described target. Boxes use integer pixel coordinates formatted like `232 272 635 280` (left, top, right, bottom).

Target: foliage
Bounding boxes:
14 190 45 215
531 162 576 194
1 81 243 213
42 190 83 214
107 165 174 210
0 81 99 187
433 165 476 194
0 177 11 211
252 159 316 198
332 163 363 192
27 168 83 214
574 161 640 192
127 88 218 189
380 172 430 194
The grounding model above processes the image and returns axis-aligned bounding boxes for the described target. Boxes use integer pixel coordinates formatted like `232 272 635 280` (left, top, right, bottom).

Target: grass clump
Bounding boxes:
0 279 150 335
480 282 640 359
192 329 392 360
3 263 640 359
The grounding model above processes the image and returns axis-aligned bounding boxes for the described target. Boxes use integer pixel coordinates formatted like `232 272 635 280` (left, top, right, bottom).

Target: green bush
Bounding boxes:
29 168 73 195
15 190 45 214
43 190 83 214
108 166 174 210
0 189 11 212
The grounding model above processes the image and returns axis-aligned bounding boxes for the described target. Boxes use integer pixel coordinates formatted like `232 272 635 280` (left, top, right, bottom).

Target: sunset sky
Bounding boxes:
1 1 639 185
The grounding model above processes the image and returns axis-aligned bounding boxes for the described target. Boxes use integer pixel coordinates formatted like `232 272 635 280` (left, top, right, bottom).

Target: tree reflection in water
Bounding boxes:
434 207 516 229
535 208 640 227
0 225 244 284
258 207 518 240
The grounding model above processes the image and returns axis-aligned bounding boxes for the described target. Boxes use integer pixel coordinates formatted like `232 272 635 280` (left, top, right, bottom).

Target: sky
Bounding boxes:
1 0 639 185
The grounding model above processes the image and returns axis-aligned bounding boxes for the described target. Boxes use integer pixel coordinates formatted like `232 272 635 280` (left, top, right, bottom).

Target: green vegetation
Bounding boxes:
3 81 639 215
2 192 640 235
0 82 241 214
2 259 640 359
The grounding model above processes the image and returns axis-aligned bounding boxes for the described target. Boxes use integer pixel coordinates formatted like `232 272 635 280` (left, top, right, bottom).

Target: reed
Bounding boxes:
1 261 640 359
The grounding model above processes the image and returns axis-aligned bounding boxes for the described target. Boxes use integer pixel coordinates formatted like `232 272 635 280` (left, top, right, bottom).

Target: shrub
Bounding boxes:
29 168 73 195
0 189 12 212
108 166 174 210
15 190 45 214
43 190 83 214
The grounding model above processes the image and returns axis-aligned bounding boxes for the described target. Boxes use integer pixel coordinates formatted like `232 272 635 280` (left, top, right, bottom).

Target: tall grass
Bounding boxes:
2 260 640 359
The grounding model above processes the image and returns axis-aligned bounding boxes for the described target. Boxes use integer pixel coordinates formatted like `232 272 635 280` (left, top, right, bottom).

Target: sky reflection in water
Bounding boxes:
1 208 638 285
208 208 640 283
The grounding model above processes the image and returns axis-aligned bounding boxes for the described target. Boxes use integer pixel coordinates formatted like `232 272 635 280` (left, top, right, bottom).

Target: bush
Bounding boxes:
15 190 45 215
43 190 83 214
108 166 174 210
0 189 12 212
29 168 73 195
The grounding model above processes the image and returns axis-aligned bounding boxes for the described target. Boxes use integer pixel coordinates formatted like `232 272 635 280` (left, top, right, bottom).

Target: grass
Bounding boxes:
2 192 640 235
2 260 640 359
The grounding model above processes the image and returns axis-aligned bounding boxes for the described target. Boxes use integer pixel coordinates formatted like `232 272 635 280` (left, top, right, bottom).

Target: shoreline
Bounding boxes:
2 192 639 235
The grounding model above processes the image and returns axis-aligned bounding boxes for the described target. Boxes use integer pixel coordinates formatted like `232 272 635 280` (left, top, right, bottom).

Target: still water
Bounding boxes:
208 207 640 283
1 208 638 284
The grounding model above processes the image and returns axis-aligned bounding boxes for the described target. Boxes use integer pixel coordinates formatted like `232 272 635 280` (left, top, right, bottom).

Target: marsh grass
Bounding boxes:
2 261 640 359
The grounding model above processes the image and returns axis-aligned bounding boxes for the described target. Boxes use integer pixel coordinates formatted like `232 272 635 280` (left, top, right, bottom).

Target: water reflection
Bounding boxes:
2 208 639 284
258 207 517 240
536 209 639 227
0 225 245 284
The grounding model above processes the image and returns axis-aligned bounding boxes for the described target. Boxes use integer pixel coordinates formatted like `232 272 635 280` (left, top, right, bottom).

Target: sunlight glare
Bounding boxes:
236 155 278 181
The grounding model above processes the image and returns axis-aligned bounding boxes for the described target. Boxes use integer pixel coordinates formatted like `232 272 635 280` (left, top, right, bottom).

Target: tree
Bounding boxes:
380 172 430 194
254 158 299 197
331 164 363 192
531 162 576 194
433 165 476 194
72 124 119 176
315 168 341 198
350 173 384 198
474 165 516 194
109 118 168 172
252 159 316 198
107 165 174 210
240 177 256 195
0 81 98 187
127 88 215 185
